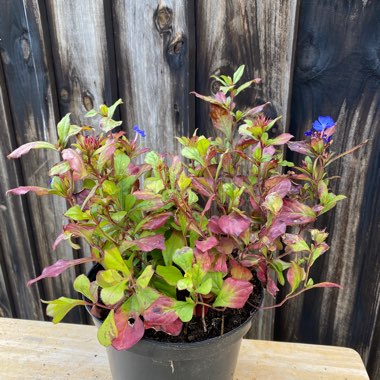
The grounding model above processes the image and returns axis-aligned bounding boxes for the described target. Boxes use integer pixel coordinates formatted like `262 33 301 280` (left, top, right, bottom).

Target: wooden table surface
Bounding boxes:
0 317 369 380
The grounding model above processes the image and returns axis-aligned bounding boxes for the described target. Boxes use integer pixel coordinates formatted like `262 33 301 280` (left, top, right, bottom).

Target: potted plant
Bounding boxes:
6 66 365 380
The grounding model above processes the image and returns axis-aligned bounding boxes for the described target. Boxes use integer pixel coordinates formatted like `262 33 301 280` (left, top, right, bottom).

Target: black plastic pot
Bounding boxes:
86 264 261 380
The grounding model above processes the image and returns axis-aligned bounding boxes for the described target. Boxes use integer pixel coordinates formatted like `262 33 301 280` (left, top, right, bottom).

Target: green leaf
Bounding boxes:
156 265 184 286
102 180 119 196
181 147 205 166
107 99 123 119
204 272 223 295
64 205 89 221
102 247 130 277
263 193 283 215
114 151 130 177
97 309 118 347
96 269 123 288
187 189 198 205
174 299 195 322
173 247 194 272
73 274 95 302
85 109 98 118
145 177 164 193
57 113 71 146
135 286 160 311
233 65 245 84
196 277 212 295
178 172 191 191
111 211 127 223
177 277 193 291
136 265 154 289
43 297 86 323
145 151 161 168
235 80 255 96
196 137 210 156
100 281 127 305
49 161 70 176
162 231 186 266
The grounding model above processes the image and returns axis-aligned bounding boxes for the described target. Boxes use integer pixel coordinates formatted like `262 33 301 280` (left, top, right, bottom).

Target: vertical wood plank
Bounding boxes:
45 0 118 124
0 40 44 321
195 0 300 340
112 0 195 153
275 1 380 378
0 0 83 322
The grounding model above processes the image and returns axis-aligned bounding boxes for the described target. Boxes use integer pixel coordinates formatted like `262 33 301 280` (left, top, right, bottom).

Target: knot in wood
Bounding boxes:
82 91 94 111
20 35 30 61
154 5 173 34
168 33 184 56
210 80 221 94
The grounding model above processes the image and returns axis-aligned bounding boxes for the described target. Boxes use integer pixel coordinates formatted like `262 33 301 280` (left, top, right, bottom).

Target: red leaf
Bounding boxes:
194 248 212 271
270 133 293 145
62 148 87 179
112 310 144 351
134 235 165 252
267 276 279 297
195 237 218 252
244 102 270 117
311 282 343 289
142 213 171 230
218 213 250 237
215 237 235 255
6 186 50 196
208 216 223 234
265 177 292 198
230 260 253 281
7 141 57 159
287 141 312 155
28 258 95 286
213 254 228 273
52 233 66 250
201 194 215 216
143 297 183 335
191 177 213 197
213 278 253 308
279 199 316 225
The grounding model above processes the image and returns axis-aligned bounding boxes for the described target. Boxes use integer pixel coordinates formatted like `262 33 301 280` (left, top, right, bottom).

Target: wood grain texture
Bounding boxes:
195 0 300 340
0 318 369 380
0 59 43 320
45 0 118 124
0 0 82 323
112 0 194 153
275 2 380 379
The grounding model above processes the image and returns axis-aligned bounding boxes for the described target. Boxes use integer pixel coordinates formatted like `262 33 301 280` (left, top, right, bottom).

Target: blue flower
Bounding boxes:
312 116 335 132
133 125 146 137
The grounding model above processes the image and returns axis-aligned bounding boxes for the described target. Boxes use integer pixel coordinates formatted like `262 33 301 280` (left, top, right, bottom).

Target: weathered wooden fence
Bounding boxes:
0 0 379 377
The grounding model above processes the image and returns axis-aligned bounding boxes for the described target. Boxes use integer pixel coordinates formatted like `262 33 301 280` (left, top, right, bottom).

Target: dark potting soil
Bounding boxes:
144 275 263 344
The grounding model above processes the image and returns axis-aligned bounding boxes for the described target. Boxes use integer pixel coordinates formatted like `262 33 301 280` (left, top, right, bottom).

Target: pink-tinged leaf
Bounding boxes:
230 260 253 281
73 189 90 207
133 190 161 200
213 254 228 273
267 276 279 297
262 145 276 157
143 296 183 335
214 91 227 103
190 91 226 106
311 282 342 289
142 213 172 230
218 213 250 237
279 199 316 225
208 216 223 234
134 235 165 252
270 133 294 145
209 104 234 137
28 257 95 286
7 141 57 159
52 233 66 250
287 141 313 155
62 148 87 179
259 219 286 243
191 177 213 197
213 278 253 308
256 261 268 284
215 237 235 255
286 261 305 293
6 186 50 196
195 237 219 252
244 102 270 117
201 194 215 217
265 177 292 198
64 223 95 244
194 248 212 271
112 310 144 351
128 163 150 177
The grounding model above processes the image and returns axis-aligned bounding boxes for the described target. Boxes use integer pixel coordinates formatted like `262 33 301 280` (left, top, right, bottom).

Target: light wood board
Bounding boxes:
0 317 369 380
